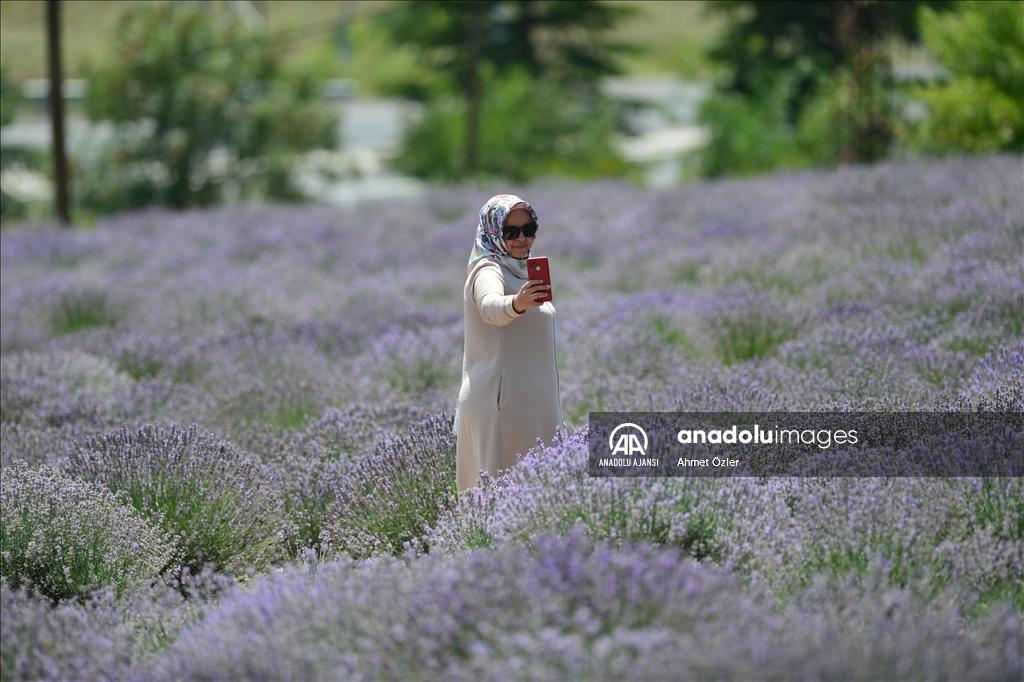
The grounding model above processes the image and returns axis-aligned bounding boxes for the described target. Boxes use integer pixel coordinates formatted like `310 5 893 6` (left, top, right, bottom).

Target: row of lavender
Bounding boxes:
2 155 1022 679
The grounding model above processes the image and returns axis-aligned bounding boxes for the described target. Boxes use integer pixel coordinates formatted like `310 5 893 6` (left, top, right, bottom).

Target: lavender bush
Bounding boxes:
253 403 425 552
0 462 172 600
425 424 1023 605
62 424 289 575
141 531 1022 681
48 288 123 335
0 350 173 468
1 568 228 681
254 404 443 554
422 433 720 556
1 350 135 428
1 422 105 469
321 413 458 559
1 155 1021 676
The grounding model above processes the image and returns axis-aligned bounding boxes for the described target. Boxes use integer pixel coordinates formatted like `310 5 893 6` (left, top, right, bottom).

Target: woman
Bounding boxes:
455 194 563 493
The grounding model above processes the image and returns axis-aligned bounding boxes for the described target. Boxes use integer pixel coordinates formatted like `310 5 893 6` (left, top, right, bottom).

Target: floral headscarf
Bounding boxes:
467 194 539 279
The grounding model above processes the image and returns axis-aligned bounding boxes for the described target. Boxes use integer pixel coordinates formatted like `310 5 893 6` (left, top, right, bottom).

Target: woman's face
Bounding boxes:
503 207 535 259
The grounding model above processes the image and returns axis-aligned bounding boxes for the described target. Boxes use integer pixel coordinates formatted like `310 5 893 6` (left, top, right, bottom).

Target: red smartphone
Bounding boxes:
526 256 552 303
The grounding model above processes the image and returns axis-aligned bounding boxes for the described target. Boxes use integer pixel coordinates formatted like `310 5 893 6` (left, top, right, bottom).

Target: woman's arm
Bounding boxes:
471 262 522 326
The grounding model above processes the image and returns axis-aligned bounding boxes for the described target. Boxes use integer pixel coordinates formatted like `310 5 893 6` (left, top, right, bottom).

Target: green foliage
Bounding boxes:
697 77 804 178
393 97 462 180
380 1 636 179
0 462 173 601
697 67 864 177
386 357 457 395
1 64 26 224
50 290 121 335
707 1 950 107
323 415 457 559
791 478 1024 605
63 425 289 576
0 64 18 127
609 1 725 79
379 0 636 88
649 315 701 359
706 299 803 365
699 0 953 176
78 3 338 214
394 67 636 183
334 15 438 99
902 1 1024 155
0 174 28 224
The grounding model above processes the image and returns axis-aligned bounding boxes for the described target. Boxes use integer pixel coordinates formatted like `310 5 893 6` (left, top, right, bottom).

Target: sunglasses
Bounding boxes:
502 221 538 241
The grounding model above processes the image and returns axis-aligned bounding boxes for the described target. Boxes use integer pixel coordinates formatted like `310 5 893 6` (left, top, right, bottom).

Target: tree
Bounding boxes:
379 0 636 176
47 0 70 224
701 0 953 173
81 3 338 213
391 64 633 183
904 1 1024 155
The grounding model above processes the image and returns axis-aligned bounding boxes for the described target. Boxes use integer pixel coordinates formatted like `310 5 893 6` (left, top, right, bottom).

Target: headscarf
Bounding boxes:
467 194 539 279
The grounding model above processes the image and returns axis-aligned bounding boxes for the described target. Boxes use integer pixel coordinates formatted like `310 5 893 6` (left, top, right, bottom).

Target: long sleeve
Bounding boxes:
470 261 521 326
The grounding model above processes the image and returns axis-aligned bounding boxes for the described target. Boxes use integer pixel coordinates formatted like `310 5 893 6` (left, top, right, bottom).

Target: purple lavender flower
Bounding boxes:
62 424 289 575
0 462 172 600
0 155 1021 675
139 531 1022 681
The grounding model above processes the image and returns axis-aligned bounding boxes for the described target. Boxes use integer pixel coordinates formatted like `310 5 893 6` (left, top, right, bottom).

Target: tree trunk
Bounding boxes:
833 0 892 164
463 2 485 177
47 0 70 224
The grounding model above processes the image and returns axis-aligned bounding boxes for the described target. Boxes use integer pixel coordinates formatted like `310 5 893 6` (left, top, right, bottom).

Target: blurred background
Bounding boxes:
0 0 1021 224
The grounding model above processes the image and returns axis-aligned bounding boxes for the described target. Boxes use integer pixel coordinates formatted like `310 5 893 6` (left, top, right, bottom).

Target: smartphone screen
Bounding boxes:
526 256 552 303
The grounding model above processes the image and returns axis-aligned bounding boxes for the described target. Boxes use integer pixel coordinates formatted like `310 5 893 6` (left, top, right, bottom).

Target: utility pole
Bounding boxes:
47 0 70 224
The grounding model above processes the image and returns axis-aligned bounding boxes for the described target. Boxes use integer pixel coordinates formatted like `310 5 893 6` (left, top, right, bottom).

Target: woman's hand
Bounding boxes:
512 279 550 313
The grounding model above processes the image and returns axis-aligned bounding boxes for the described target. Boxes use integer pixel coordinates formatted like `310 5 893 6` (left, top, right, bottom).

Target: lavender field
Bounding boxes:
1 155 1022 680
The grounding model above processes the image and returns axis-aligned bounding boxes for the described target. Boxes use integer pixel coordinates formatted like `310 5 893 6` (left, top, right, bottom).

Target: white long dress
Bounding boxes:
456 257 562 492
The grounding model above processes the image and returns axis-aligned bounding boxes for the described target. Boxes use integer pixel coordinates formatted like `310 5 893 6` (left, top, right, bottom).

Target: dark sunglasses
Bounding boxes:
502 221 538 240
